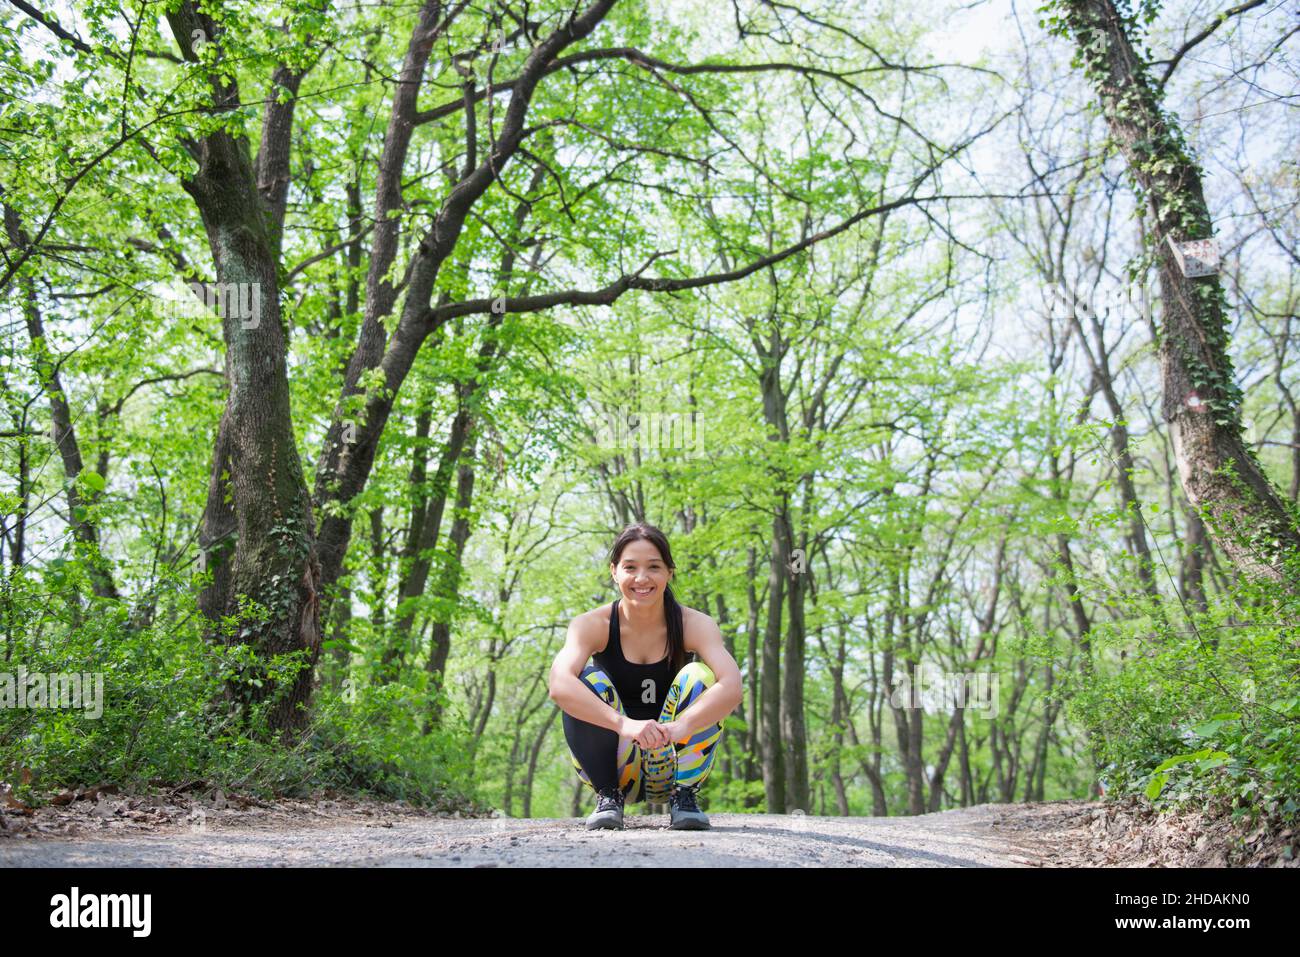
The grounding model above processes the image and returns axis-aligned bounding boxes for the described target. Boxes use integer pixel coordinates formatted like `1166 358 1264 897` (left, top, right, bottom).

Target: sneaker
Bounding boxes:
668 784 710 830
586 785 625 830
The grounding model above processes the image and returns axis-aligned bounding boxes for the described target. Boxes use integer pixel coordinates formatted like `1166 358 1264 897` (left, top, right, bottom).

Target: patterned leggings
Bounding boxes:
562 661 723 805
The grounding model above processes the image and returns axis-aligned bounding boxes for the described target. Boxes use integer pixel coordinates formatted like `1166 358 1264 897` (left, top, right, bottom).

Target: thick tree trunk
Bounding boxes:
1061 0 1300 586
167 6 321 739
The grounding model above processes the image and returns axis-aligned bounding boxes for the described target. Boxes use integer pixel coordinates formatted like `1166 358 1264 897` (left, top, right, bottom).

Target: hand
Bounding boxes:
621 717 670 750
657 719 686 745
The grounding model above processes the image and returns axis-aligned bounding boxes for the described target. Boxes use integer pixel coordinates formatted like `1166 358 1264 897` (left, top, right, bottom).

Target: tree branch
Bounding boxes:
1155 0 1266 88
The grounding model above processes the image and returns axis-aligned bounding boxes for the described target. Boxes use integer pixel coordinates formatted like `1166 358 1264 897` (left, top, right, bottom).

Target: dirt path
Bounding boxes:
6 792 1289 867
1 803 1048 867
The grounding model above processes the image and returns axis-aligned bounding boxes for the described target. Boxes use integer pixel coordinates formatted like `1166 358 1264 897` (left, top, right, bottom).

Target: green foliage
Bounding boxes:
1066 561 1300 826
227 679 475 805
1 570 216 793
0 561 475 809
3 0 1296 831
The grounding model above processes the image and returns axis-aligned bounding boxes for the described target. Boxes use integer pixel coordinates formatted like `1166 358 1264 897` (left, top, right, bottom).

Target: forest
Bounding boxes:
1 0 1297 829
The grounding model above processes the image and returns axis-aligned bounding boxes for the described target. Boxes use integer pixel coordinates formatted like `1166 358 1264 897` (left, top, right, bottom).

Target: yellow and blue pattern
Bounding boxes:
568 660 722 804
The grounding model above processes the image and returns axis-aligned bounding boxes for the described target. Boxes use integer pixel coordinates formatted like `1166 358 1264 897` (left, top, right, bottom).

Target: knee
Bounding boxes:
579 665 619 704
675 661 715 687
579 663 611 688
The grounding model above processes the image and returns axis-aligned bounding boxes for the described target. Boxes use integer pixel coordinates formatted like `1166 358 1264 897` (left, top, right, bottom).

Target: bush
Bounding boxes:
0 561 477 811
1067 558 1300 827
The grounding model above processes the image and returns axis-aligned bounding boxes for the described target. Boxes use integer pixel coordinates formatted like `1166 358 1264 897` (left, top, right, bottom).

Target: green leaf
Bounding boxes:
1146 771 1168 800
1152 747 1213 773
321 638 363 654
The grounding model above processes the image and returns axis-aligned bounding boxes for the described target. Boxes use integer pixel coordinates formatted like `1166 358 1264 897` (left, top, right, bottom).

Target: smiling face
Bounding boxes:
609 537 674 605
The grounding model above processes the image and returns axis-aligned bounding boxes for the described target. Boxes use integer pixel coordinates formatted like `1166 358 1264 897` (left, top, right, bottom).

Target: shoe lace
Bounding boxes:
596 787 624 813
672 785 700 813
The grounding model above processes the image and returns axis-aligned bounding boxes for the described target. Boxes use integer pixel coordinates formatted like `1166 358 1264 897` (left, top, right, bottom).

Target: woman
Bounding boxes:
548 523 743 830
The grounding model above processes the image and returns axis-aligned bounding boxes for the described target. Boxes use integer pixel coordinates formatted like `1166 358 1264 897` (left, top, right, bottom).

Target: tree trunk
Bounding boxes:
3 226 119 602
424 418 478 729
522 707 560 818
779 508 809 812
1060 0 1300 586
761 523 787 813
166 6 322 740
743 542 763 805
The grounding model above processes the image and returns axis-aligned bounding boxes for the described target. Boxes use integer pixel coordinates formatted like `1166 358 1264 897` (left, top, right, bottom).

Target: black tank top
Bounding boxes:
593 598 682 721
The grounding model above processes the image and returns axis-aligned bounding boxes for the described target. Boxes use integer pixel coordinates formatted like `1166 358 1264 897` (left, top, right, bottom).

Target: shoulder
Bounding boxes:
568 604 612 652
676 603 721 653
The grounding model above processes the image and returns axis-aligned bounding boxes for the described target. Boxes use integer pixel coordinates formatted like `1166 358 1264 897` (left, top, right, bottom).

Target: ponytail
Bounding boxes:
664 584 688 673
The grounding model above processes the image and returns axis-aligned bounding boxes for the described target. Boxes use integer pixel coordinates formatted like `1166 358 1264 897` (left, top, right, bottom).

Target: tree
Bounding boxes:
1046 0 1300 586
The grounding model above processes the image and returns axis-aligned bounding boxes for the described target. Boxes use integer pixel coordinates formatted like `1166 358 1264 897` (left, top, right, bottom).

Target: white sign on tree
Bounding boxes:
1166 235 1220 277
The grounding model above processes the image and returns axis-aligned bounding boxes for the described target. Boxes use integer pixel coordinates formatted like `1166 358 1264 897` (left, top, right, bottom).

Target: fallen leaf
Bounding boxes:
0 784 31 814
81 784 120 802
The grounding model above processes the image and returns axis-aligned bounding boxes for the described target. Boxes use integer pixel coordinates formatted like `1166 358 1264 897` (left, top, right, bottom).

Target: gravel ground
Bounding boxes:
7 790 1288 867
0 802 1046 867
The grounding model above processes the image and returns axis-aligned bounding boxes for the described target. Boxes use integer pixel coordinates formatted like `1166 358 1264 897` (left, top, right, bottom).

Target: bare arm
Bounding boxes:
665 614 743 742
548 616 624 733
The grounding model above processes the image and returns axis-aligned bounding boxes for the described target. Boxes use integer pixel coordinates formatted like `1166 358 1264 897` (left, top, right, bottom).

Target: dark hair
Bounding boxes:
608 523 688 674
